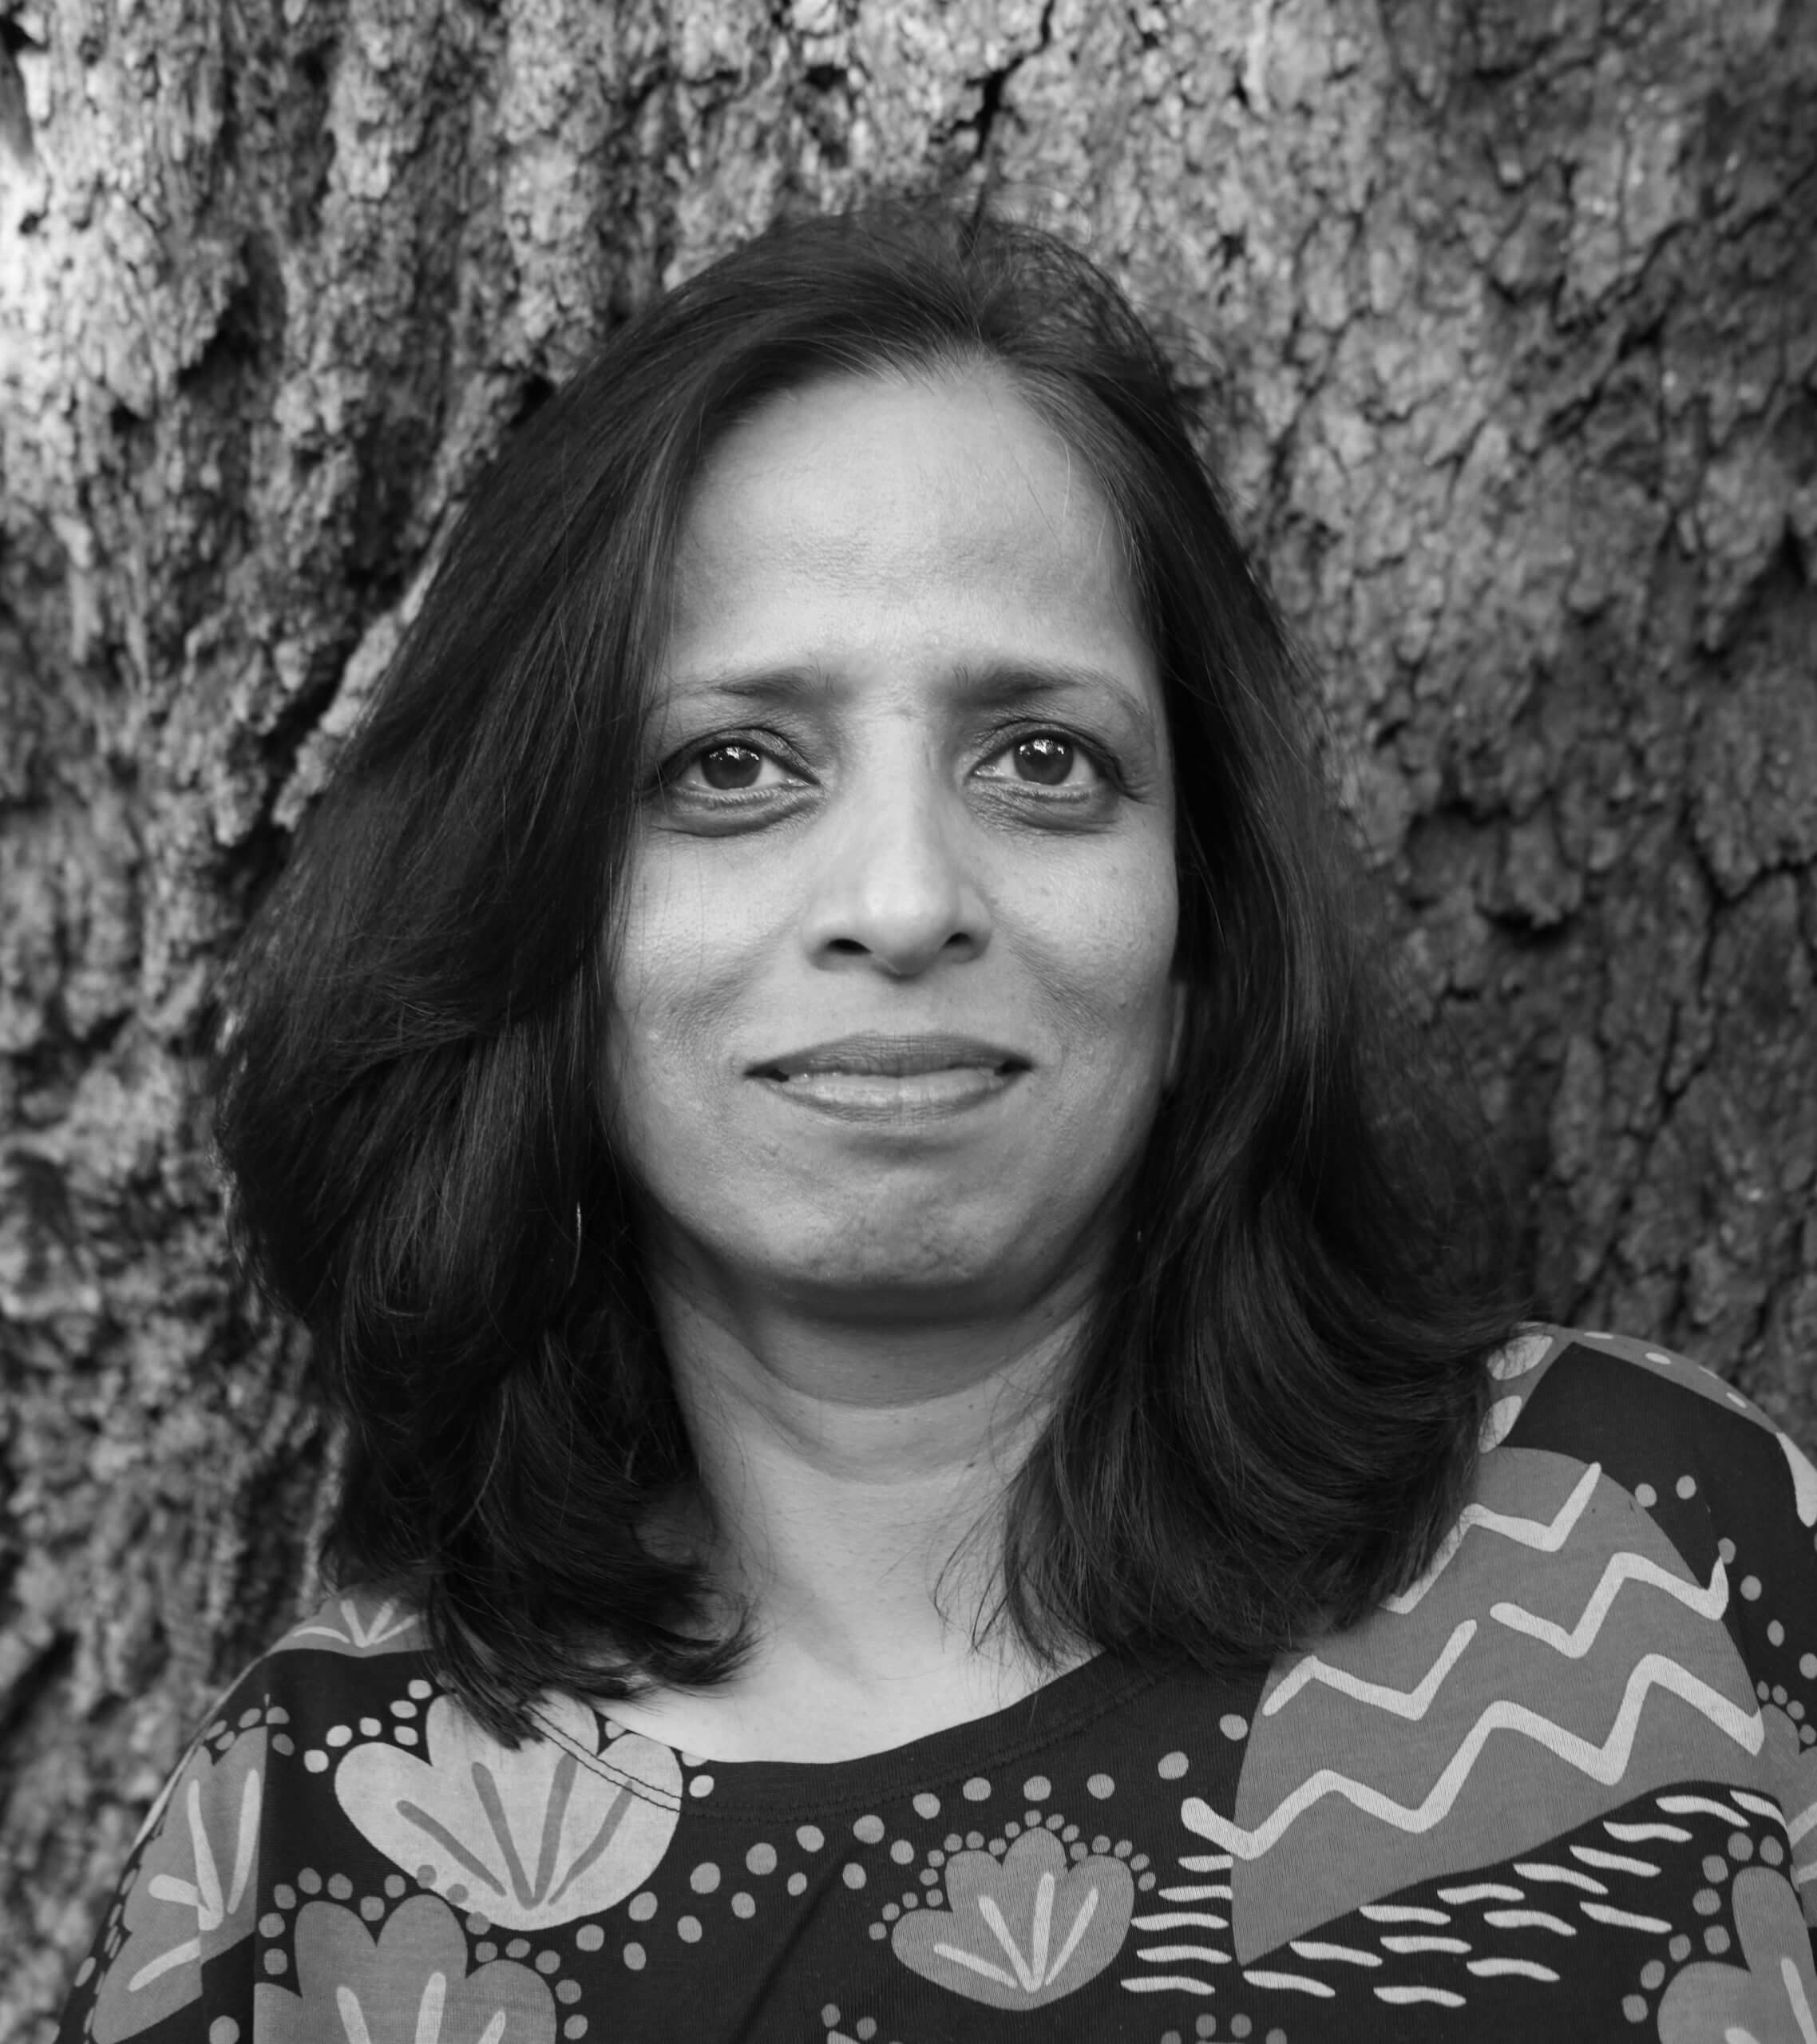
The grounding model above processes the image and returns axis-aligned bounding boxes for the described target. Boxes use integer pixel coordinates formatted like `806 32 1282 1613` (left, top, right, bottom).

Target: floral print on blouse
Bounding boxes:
57 1328 1817 2042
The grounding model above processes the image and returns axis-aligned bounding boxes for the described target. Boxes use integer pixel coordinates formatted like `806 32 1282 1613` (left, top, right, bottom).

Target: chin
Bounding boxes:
761 1208 1098 1322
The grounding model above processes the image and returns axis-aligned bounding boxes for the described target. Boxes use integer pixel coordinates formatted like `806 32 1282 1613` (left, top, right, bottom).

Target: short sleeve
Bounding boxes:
57 1592 430 2044
59 1689 273 2044
1508 1327 1817 1943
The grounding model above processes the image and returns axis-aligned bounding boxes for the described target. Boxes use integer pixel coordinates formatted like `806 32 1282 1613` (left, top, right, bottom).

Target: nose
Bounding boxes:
801 765 990 976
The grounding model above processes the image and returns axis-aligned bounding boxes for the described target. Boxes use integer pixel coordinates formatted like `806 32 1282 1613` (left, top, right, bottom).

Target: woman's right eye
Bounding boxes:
667 741 805 797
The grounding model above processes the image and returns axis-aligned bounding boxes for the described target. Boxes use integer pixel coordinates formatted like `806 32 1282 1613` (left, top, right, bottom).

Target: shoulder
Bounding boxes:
137 1586 432 1840
65 1589 439 2044
265 1584 430 1662
1228 1323 1817 1973
192 1586 437 1757
1485 1322 1816 1522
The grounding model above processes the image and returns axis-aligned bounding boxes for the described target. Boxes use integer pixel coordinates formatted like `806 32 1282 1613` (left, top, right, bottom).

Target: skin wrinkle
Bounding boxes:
599 370 1182 1757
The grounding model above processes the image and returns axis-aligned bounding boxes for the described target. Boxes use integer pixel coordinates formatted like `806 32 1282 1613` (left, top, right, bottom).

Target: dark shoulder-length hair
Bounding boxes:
216 197 1522 1736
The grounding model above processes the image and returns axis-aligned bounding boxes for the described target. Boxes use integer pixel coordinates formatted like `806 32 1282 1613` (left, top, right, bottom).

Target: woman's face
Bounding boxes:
608 369 1179 1325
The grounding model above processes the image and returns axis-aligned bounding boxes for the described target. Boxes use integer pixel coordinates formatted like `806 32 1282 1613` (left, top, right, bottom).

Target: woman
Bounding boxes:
61 201 1817 2043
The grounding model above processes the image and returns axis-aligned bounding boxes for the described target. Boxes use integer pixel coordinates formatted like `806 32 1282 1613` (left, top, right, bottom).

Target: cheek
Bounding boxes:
1022 844 1179 1051
605 854 759 1096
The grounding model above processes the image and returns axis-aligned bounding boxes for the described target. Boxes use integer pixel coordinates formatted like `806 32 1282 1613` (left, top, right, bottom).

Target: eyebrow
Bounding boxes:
665 660 1158 731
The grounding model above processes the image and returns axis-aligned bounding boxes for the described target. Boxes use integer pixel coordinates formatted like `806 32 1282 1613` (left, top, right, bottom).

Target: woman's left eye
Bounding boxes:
976 732 1104 790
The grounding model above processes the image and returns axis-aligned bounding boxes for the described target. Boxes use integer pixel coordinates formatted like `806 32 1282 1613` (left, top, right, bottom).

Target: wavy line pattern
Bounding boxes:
1484 1909 1575 1935
1384 1464 1601 1614
1289 1940 1380 1966
1570 1844 1657 1876
1513 1862 1605 1893
1491 1553 1727 1658
1182 1655 1764 1860
1264 1622 1476 1722
1659 1794 1746 1823
1581 1902 1670 1932
1733 1791 1786 1821
1243 1970 1334 1998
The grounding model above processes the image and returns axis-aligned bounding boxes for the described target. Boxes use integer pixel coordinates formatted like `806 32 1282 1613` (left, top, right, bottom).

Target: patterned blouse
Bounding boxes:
57 1327 1817 2043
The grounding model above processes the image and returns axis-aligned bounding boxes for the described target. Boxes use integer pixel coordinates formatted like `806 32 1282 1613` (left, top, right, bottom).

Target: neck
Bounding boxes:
655 1274 1083 1662
605 1255 1097 1759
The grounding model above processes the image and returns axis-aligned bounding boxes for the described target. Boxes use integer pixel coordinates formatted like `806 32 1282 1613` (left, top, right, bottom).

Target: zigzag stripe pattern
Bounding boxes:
1490 1553 1728 1658
1182 1654 1764 1861
1264 1622 1478 1722
1384 1464 1602 1614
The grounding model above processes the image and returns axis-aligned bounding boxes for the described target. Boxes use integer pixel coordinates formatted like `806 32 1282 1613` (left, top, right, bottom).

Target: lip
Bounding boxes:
750 1034 1030 1079
746 1034 1031 1124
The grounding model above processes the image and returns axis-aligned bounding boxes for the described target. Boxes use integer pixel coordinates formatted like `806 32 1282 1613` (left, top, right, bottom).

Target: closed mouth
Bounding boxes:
747 1035 1030 1081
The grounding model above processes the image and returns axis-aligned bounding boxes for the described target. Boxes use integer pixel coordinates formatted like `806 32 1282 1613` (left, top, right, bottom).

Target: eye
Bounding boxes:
670 742 802 794
976 731 1105 790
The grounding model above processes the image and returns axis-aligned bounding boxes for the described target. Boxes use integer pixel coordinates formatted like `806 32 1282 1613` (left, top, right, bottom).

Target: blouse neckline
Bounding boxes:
566 1650 1175 1822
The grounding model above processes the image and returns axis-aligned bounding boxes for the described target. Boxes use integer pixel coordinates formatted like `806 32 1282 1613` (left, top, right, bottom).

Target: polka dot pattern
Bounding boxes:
61 1337 1817 2044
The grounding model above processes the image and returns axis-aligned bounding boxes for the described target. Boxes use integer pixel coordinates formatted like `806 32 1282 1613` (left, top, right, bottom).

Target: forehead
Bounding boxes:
663 370 1151 696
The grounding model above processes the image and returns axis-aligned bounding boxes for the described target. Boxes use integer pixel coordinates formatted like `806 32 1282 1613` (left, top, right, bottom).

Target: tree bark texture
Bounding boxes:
2 0 1813 2029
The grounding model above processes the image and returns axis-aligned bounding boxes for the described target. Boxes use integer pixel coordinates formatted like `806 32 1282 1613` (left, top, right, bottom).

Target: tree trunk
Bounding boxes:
2 0 1812 2028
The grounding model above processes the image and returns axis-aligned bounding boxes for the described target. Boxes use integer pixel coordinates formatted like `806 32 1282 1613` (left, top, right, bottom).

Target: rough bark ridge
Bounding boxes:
1 0 1812 2029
